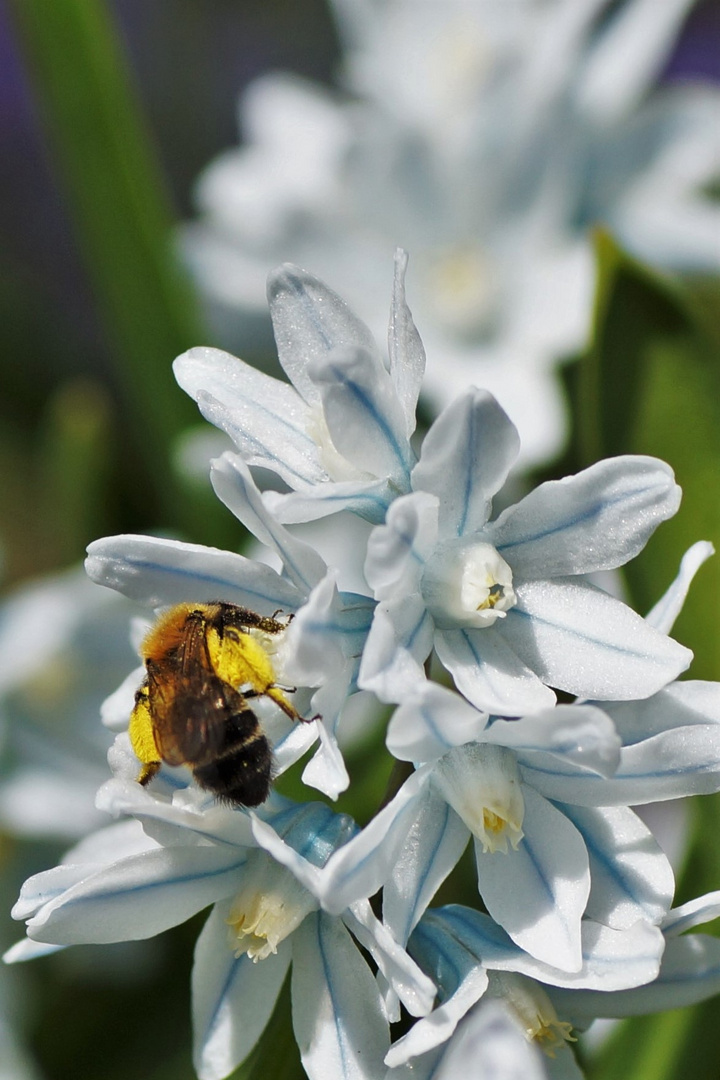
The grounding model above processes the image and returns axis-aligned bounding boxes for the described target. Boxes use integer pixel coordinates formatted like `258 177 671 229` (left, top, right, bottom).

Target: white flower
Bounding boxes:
350 543 720 979
323 690 671 976
174 251 424 526
7 754 435 1080
360 386 691 714
181 0 720 465
385 887 720 1080
85 456 376 799
384 902 664 1078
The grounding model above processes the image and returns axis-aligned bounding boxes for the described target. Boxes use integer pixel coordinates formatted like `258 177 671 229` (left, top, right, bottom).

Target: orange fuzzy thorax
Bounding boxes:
140 603 218 663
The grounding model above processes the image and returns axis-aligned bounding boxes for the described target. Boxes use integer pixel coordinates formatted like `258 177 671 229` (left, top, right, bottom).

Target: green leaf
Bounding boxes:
578 231 720 678
577 236 720 1080
6 0 206 529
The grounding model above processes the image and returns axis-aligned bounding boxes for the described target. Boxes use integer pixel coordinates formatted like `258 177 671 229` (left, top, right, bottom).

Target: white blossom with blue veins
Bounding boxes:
359 383 691 715
6 742 435 1080
174 251 424 527
174 254 691 718
384 888 720 1080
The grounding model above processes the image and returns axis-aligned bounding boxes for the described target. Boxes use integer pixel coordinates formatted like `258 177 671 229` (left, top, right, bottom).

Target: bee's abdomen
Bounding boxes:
192 709 273 808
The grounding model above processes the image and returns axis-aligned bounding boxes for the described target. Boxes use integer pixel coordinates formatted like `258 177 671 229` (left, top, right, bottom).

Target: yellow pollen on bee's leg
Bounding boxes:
129 685 161 781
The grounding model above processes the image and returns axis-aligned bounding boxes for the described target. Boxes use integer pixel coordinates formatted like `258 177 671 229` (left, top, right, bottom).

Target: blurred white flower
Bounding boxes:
181 0 720 466
0 568 141 839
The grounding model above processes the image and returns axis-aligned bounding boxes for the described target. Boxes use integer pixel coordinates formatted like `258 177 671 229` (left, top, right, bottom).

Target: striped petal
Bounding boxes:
502 578 691 701
209 453 326 594
25 846 249 945
412 389 519 541
291 912 390 1080
173 346 324 488
192 899 291 1080
557 804 674 930
86 534 301 613
490 457 680 580
475 788 589 972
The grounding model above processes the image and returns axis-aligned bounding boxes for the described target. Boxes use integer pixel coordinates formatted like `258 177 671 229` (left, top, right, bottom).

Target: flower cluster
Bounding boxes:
7 258 720 1080
181 0 720 466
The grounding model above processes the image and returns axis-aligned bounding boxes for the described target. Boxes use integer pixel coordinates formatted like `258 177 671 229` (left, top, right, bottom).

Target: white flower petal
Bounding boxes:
319 767 432 915
13 863 105 922
662 889 720 937
249 815 324 899
503 578 691 700
521 724 720 806
434 1000 547 1080
364 491 438 601
192 900 291 1080
310 345 413 481
475 788 589 972
384 965 489 1068
645 540 715 634
85 534 301 613
435 627 556 715
265 476 398 525
301 714 350 800
577 0 696 123
482 705 621 777
490 457 680 579
3 938 66 964
271 716 320 775
96 776 256 849
343 900 436 1018
291 911 390 1080
388 248 425 439
101 665 144 730
600 681 720 744
358 596 434 705
387 683 488 764
173 346 324 487
411 389 519 540
550 934 720 1022
383 784 469 947
61 816 157 865
26 846 249 945
268 263 379 407
417 906 663 992
557 804 674 930
209 453 326 594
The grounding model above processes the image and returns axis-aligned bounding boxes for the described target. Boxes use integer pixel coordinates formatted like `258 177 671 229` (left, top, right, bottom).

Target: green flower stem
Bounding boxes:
7 0 206 529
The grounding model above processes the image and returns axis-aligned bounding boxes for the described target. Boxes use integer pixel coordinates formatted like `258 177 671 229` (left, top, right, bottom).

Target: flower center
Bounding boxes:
431 744 524 854
488 973 576 1058
226 853 317 962
424 247 496 337
421 540 516 629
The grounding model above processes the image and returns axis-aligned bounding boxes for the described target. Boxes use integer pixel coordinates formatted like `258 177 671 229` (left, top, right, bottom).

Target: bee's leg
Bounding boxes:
137 761 161 786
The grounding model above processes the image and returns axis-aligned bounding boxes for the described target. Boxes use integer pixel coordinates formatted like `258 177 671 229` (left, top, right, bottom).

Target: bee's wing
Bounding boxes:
147 663 257 769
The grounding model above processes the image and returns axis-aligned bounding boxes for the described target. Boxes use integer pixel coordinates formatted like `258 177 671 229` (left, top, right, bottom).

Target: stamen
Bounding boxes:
432 744 524 853
421 540 516 629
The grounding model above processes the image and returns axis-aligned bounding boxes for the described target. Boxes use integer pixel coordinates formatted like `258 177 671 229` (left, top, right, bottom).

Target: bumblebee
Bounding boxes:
129 602 304 807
